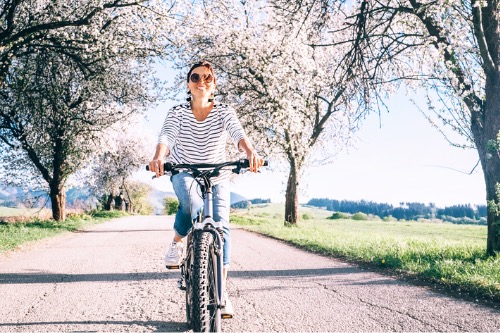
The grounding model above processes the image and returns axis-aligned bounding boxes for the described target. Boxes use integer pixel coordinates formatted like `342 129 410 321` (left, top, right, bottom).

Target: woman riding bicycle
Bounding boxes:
148 60 264 317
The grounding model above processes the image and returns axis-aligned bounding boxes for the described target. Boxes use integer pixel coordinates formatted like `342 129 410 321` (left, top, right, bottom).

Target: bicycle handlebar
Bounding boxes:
146 159 269 174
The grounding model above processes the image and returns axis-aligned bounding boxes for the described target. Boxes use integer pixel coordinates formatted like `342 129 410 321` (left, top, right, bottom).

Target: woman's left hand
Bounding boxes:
247 150 265 173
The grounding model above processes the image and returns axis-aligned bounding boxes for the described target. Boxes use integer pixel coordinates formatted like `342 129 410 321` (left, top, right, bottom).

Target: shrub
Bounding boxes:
328 212 349 220
351 212 368 220
231 201 251 209
164 197 179 215
301 213 313 220
91 210 128 219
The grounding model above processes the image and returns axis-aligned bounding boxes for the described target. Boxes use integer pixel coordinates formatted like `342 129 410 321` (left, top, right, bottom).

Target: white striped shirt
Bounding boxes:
158 102 246 184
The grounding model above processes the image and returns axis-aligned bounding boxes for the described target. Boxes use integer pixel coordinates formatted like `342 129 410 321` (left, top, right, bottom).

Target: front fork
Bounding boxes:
200 184 225 309
210 226 225 310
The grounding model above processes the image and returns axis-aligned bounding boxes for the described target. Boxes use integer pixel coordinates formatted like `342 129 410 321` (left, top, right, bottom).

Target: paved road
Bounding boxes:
0 215 498 332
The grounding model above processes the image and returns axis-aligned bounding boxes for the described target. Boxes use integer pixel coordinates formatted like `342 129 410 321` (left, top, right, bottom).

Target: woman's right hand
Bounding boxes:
149 144 169 178
148 159 164 178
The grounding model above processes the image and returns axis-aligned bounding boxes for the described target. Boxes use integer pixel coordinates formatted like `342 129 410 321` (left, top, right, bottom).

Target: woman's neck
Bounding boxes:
190 97 213 121
190 96 212 110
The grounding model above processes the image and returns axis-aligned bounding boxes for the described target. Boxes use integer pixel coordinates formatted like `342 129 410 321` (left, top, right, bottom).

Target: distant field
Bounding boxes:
231 203 499 303
0 207 52 218
233 203 486 244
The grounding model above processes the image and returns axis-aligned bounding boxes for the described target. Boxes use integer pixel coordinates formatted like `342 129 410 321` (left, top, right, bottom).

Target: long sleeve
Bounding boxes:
221 105 246 147
158 105 182 150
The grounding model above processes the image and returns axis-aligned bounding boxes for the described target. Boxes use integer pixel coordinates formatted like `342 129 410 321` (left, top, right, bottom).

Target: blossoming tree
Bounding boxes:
277 0 499 253
0 0 176 220
338 0 500 254
84 115 154 213
0 0 173 84
169 0 370 224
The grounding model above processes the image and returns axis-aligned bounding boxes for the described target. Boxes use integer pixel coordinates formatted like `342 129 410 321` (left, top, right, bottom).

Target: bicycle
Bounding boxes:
148 159 267 332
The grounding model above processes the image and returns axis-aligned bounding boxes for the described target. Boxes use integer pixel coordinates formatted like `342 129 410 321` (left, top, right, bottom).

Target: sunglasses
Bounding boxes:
190 73 214 83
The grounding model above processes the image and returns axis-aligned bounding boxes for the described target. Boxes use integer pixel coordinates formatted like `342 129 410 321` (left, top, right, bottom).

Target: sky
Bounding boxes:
141 64 486 209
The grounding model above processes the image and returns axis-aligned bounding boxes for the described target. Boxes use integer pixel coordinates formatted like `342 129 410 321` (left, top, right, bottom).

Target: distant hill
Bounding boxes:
148 189 248 215
0 189 10 201
148 188 176 215
0 186 46 208
0 184 250 213
0 186 97 209
230 192 248 205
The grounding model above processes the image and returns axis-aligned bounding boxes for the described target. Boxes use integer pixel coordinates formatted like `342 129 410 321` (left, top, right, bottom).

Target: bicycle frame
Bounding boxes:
178 168 228 332
148 159 267 332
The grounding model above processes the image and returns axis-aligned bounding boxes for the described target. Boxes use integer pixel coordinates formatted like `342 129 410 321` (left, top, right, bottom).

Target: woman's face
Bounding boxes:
187 66 215 101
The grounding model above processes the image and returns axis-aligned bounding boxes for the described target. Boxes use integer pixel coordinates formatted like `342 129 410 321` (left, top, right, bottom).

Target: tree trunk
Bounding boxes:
122 183 133 213
476 69 500 255
104 193 115 211
284 162 300 225
115 194 124 211
485 167 500 255
49 184 66 221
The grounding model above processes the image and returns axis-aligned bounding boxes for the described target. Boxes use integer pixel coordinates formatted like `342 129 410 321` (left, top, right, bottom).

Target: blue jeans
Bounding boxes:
171 172 231 267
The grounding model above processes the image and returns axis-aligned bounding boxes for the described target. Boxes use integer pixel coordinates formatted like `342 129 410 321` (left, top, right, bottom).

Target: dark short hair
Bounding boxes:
186 60 216 83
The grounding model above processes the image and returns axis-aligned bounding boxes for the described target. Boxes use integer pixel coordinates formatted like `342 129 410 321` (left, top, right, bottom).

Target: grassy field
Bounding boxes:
231 203 500 303
0 207 52 218
0 210 128 253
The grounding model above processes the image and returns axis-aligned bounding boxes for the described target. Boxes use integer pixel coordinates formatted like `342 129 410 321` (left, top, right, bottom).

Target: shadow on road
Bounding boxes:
74 229 171 233
230 268 400 287
0 271 179 284
0 320 188 332
230 267 365 278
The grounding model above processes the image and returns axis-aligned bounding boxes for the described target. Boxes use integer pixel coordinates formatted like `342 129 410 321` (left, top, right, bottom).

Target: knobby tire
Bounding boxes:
184 235 194 329
192 231 220 332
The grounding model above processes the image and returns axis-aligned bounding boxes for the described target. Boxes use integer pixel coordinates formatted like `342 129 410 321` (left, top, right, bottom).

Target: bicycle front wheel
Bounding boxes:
192 231 220 332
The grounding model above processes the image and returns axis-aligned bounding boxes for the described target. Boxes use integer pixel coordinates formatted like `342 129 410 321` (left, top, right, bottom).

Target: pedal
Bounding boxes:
221 313 233 319
166 264 180 269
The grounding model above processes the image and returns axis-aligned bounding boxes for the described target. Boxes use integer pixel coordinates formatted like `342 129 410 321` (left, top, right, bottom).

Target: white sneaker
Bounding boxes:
164 242 183 268
221 290 234 319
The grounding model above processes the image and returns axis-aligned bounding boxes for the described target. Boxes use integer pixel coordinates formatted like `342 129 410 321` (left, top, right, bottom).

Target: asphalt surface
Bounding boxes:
0 215 498 332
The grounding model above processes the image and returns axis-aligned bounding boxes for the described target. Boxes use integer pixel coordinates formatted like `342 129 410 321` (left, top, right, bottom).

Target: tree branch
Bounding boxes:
471 0 496 74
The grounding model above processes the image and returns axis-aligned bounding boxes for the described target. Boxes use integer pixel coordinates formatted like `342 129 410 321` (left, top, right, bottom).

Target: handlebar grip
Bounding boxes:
240 159 269 168
146 163 175 172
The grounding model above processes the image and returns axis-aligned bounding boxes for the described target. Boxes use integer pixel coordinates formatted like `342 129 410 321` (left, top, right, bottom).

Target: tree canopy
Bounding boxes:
0 0 176 220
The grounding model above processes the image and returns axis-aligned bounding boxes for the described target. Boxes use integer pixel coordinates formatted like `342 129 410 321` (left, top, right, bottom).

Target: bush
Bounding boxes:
351 212 368 220
91 210 128 219
164 197 179 215
328 212 349 220
301 213 313 220
231 201 251 209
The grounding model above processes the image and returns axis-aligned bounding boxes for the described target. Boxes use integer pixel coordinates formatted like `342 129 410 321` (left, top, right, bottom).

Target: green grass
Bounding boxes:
231 204 500 301
0 210 128 253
